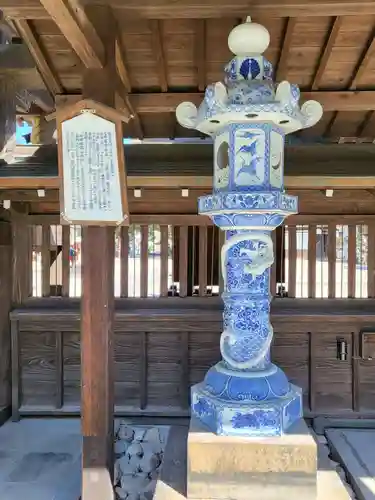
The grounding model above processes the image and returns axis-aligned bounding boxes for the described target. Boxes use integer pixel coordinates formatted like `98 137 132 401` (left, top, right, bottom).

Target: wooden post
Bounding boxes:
79 7 117 499
12 204 32 304
0 222 13 420
0 78 16 158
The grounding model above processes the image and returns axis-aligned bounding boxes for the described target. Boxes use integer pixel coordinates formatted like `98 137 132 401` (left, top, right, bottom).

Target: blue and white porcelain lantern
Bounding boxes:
176 17 323 437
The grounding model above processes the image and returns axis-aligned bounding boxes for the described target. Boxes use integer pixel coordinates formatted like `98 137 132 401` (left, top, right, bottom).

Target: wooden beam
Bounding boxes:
38 0 104 69
195 20 206 92
5 174 375 191
324 111 340 137
44 90 375 117
132 90 375 113
79 6 116 499
115 38 131 94
6 0 375 19
115 35 145 138
349 28 375 89
13 20 63 95
311 16 342 90
149 20 168 92
276 18 296 82
358 110 375 136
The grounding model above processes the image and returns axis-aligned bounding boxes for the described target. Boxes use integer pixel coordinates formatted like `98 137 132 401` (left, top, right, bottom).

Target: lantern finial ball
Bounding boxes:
228 16 270 56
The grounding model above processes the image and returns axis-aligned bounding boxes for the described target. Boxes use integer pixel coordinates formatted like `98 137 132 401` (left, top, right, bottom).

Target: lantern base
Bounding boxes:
187 416 317 500
191 380 303 437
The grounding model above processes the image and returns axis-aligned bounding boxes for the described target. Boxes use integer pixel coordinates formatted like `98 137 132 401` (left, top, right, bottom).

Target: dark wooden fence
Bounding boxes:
10 298 375 420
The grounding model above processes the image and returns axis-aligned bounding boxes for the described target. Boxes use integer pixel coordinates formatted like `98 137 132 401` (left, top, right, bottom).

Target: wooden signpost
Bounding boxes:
56 97 130 499
56 98 129 226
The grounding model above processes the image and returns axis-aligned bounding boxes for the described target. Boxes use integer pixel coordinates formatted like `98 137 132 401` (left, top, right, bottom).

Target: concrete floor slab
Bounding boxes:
0 419 81 500
0 418 362 500
327 428 375 500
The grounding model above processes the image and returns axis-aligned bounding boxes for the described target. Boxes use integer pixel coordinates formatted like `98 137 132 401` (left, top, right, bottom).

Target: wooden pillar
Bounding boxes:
0 78 16 158
0 222 13 420
80 7 116 499
12 204 32 304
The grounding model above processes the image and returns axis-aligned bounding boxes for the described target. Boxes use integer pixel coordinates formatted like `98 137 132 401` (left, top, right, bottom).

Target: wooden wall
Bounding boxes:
9 298 375 420
6 194 375 421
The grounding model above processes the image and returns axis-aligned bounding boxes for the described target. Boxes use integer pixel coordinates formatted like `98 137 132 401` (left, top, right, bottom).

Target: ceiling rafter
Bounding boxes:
115 33 144 138
324 21 375 138
38 0 140 134
195 20 206 92
13 19 63 96
349 26 375 89
6 0 375 19
38 0 105 69
115 37 131 94
276 17 297 82
357 110 375 137
311 16 342 90
149 20 168 92
349 25 375 139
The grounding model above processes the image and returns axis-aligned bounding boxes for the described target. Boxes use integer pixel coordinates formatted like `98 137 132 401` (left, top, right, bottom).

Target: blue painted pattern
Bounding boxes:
175 18 322 437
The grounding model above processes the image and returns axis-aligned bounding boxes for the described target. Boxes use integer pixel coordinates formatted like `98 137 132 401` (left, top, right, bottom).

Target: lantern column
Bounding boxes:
176 17 323 500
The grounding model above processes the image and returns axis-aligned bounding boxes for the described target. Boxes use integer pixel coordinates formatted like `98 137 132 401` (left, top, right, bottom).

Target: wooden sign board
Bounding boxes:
57 99 129 226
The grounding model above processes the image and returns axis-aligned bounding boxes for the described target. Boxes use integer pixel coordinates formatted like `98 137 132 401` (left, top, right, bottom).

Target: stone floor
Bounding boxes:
0 418 371 500
327 428 375 500
0 419 81 500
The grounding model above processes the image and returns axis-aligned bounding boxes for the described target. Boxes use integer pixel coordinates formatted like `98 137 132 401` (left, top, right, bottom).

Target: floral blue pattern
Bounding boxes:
176 17 322 437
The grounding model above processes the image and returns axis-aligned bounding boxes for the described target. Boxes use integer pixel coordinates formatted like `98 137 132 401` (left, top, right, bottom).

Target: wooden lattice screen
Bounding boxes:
16 215 375 300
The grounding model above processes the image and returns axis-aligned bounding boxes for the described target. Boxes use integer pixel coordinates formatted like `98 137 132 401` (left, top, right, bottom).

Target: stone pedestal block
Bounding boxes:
187 417 317 500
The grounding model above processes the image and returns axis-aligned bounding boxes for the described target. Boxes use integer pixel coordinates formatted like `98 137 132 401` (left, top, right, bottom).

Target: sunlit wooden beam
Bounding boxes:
13 19 63 95
276 18 297 82
195 20 206 92
5 0 375 19
349 28 375 89
38 0 105 69
311 16 342 90
149 20 168 92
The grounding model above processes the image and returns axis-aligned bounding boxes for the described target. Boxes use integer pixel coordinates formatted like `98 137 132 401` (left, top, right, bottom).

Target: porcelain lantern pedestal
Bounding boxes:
193 121 301 437
176 17 322 439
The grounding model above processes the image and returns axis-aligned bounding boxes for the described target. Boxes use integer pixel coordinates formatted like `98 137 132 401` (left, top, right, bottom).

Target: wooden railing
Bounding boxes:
13 214 375 300
26 215 222 299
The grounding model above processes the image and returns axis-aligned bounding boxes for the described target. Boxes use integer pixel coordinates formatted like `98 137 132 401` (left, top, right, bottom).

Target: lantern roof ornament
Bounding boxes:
228 16 270 56
176 17 323 136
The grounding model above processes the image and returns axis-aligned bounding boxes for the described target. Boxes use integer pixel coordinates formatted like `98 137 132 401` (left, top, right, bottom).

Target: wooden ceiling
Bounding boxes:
4 0 375 140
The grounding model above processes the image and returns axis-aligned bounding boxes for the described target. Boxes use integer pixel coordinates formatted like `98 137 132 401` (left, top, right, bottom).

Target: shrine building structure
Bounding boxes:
0 1 375 499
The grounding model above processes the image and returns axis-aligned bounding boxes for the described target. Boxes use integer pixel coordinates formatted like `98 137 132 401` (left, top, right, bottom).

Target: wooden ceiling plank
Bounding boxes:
311 16 342 90
7 0 375 19
276 17 297 82
38 0 105 69
149 20 168 92
349 28 375 90
195 20 206 92
13 19 63 96
357 110 375 137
